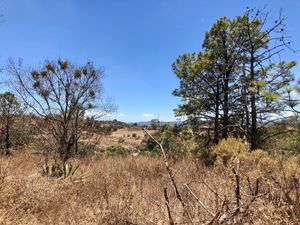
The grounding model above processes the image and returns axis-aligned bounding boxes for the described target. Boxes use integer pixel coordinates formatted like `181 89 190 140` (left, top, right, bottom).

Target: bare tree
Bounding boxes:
7 58 116 162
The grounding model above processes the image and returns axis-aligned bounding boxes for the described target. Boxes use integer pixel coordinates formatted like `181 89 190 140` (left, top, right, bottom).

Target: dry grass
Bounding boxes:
0 152 299 224
111 128 147 138
80 128 156 151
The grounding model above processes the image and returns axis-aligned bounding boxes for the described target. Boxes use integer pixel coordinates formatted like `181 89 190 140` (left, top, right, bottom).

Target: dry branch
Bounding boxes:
143 128 194 224
184 184 215 217
163 186 174 225
143 128 184 206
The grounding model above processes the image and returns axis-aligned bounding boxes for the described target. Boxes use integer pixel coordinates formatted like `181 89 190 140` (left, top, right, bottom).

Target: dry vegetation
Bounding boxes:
1 6 300 225
79 127 156 152
0 149 299 224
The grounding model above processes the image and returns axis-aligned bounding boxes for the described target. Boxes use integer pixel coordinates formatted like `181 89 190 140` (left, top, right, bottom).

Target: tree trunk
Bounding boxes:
5 115 11 155
250 53 257 150
223 70 230 139
214 81 220 144
222 34 230 140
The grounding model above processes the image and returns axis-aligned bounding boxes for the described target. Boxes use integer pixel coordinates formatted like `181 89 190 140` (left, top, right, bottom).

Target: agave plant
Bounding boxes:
42 160 79 178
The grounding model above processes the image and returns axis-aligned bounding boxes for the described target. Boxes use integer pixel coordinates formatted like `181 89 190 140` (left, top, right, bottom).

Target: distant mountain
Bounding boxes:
130 120 183 127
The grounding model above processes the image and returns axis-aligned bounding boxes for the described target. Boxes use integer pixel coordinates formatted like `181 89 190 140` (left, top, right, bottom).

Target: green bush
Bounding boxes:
132 133 137 138
181 129 193 140
139 127 191 159
139 131 160 152
97 125 114 135
105 144 130 157
76 142 98 157
191 144 215 166
0 127 35 152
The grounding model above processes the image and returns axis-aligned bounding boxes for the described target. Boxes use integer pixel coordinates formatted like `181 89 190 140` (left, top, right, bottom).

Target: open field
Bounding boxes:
80 127 156 151
0 152 299 225
111 127 148 138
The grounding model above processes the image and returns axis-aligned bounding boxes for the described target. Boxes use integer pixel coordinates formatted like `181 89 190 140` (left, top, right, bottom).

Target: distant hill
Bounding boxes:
130 121 183 127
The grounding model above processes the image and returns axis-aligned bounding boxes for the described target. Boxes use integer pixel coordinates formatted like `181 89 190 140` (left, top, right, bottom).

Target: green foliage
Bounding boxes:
150 119 160 130
181 128 193 140
140 126 195 159
12 127 35 149
94 125 114 135
105 144 130 157
195 147 216 167
172 9 297 150
261 118 300 154
140 131 160 152
0 92 20 111
76 142 98 157
0 127 34 151
0 92 22 153
160 126 187 157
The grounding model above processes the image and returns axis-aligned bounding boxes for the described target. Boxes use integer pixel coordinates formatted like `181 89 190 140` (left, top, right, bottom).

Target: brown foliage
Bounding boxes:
0 153 299 224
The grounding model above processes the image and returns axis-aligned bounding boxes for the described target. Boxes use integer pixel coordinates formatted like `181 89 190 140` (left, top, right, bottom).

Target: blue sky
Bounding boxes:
1 0 300 122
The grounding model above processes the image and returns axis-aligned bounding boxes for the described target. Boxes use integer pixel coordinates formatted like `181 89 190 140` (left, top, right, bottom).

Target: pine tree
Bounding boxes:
172 9 297 149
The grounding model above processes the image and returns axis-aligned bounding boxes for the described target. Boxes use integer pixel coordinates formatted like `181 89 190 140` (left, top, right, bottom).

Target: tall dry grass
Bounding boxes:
0 152 299 224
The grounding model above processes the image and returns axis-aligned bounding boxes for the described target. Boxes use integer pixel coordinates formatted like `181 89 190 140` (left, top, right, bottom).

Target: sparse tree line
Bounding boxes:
172 8 298 150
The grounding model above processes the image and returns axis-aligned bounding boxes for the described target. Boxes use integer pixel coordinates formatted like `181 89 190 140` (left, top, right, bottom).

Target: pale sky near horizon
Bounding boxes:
1 0 300 122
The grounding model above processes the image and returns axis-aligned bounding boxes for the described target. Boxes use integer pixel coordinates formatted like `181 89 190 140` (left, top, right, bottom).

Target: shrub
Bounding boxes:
132 133 137 138
139 128 192 159
105 144 130 157
76 142 98 157
196 147 216 167
14 128 35 147
97 125 114 135
150 119 160 130
42 161 79 178
139 131 160 152
213 137 249 165
180 128 193 140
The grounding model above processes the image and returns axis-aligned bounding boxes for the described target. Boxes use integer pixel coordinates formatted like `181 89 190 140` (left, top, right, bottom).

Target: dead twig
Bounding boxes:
164 186 175 225
184 184 215 217
202 180 225 202
232 160 241 212
143 128 194 224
